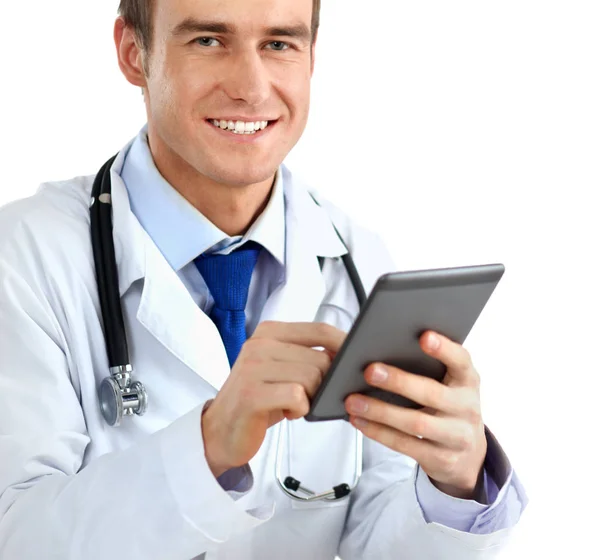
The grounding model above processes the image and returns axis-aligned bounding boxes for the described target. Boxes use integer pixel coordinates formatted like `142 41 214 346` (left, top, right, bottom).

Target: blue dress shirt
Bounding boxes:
119 125 527 534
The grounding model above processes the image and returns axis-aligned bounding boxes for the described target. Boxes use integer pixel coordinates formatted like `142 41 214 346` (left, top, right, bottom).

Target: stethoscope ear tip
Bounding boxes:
283 477 301 491
333 484 351 499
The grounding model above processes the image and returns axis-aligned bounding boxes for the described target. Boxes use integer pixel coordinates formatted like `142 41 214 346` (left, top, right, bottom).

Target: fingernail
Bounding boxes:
427 333 441 351
353 417 368 429
347 397 368 414
371 365 388 383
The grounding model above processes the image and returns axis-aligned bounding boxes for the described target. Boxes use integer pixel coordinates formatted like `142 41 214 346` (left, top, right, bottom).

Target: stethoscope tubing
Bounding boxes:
90 154 130 369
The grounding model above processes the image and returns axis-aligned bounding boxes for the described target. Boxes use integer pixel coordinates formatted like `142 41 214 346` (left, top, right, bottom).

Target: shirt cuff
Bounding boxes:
415 425 522 534
217 464 254 499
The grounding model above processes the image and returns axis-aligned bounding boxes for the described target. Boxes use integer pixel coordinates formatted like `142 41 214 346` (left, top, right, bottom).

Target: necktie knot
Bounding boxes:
194 241 262 366
195 241 262 311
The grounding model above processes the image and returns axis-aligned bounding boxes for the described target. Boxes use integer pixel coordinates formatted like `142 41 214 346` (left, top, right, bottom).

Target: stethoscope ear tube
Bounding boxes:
275 420 363 502
91 155 130 368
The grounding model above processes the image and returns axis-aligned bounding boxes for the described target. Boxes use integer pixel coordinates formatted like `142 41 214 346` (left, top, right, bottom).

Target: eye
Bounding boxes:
267 41 290 51
195 37 221 47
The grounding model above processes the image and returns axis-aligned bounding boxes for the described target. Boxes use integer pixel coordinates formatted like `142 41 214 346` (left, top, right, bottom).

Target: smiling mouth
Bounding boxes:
206 119 275 135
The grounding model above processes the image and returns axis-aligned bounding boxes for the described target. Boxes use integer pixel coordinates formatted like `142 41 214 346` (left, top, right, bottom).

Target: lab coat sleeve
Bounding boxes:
337 434 528 559
0 258 271 560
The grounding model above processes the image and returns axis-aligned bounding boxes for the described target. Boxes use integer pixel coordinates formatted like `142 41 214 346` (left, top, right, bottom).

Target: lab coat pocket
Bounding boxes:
285 417 359 510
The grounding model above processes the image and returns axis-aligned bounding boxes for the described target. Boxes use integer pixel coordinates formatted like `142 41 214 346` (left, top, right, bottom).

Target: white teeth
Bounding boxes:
210 119 271 134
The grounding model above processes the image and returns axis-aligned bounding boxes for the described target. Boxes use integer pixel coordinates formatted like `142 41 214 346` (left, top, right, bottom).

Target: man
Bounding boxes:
0 0 528 558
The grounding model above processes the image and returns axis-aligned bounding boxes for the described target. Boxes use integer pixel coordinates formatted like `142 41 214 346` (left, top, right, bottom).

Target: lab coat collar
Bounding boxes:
108 141 349 389
109 141 146 298
279 164 349 260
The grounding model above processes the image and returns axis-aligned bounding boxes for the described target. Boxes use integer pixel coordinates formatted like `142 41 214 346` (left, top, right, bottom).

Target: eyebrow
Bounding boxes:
171 18 311 42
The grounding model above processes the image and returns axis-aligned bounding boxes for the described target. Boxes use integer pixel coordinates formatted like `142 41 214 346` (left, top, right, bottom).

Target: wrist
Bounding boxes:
431 479 476 500
201 403 230 479
431 466 486 501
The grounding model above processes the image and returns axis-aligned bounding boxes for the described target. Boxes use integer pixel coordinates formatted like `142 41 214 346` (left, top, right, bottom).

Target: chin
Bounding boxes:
218 170 278 188
205 160 280 188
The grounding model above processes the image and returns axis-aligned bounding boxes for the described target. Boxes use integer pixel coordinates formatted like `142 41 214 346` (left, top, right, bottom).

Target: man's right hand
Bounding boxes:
201 321 346 478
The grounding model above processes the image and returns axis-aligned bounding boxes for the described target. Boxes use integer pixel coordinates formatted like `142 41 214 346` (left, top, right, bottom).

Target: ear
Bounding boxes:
114 17 148 88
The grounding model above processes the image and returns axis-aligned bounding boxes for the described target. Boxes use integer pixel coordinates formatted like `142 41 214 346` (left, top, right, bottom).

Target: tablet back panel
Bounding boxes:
306 264 504 422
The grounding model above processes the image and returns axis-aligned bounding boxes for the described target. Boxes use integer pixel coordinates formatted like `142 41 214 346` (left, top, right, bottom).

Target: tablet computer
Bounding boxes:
305 263 505 422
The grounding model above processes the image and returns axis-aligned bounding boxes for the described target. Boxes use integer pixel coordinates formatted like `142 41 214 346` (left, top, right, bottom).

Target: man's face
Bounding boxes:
143 0 315 188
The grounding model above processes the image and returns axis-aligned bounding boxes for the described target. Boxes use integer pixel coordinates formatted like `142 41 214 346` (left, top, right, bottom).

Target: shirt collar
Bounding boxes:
120 125 285 271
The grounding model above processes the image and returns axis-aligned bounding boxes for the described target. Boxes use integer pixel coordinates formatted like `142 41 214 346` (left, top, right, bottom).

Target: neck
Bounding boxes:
147 133 275 237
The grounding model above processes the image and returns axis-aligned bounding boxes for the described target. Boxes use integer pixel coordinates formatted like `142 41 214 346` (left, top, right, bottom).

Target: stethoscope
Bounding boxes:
90 154 367 501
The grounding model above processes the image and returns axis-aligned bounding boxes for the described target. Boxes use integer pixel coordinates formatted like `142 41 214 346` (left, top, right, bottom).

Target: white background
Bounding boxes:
1 1 598 557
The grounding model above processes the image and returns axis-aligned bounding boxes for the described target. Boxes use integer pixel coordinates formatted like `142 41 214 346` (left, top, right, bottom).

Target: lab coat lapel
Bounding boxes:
109 152 231 391
260 167 348 325
137 242 231 390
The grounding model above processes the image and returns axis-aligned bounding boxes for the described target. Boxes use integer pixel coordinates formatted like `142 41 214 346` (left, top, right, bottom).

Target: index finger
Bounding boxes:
420 331 480 388
253 321 347 354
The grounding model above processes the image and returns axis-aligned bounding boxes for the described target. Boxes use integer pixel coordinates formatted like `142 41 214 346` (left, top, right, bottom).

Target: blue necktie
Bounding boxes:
194 242 262 367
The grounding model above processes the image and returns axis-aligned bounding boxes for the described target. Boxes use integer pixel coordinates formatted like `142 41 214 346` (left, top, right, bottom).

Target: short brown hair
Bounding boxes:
118 0 321 54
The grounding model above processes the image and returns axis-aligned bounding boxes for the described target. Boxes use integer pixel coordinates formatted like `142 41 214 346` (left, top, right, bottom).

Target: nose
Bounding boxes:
222 50 271 107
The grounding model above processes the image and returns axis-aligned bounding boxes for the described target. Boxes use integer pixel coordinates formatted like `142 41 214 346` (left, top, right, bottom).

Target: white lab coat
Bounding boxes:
0 144 517 559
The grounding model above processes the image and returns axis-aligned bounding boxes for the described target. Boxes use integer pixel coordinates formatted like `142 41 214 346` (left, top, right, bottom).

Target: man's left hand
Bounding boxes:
344 330 487 500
